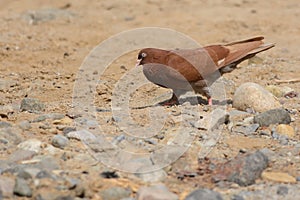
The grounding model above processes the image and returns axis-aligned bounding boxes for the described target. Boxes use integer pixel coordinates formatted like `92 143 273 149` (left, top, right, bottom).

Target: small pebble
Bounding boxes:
20 97 45 113
13 178 32 197
99 186 131 200
18 120 31 130
52 135 69 149
254 108 291 127
185 188 223 200
137 184 178 200
277 185 289 196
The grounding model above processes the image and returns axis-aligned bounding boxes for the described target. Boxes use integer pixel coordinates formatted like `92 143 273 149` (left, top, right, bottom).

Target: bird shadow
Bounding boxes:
179 96 232 106
131 96 232 110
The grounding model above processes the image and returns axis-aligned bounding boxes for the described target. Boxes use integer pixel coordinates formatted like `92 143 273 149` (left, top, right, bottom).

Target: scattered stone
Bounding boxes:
31 115 47 122
0 121 11 128
13 177 32 197
0 176 15 197
135 169 167 182
0 127 23 149
231 194 245 200
99 186 131 200
62 127 76 135
17 139 42 153
18 120 31 130
261 171 296 183
228 110 251 123
137 184 178 200
259 148 277 162
232 124 259 135
36 170 54 179
45 113 65 120
184 188 223 200
212 150 269 186
278 135 289 145
17 169 33 180
277 185 289 196
22 168 41 178
233 82 281 112
276 124 295 138
8 149 36 163
21 8 74 25
193 108 229 130
254 108 291 127
20 97 45 113
52 135 69 149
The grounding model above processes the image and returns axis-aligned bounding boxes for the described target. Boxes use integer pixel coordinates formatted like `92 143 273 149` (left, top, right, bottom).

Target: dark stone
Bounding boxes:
231 194 245 200
13 178 32 197
20 98 45 113
100 187 131 200
36 170 54 179
63 127 76 135
277 185 288 196
52 135 69 149
254 108 291 127
212 150 269 186
185 188 223 200
0 121 11 128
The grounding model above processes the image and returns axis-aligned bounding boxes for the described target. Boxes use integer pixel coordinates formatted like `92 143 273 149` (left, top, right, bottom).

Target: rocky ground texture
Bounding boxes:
1 0 300 199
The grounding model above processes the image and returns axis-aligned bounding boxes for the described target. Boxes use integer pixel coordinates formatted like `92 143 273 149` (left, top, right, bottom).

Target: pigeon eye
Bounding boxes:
138 52 147 60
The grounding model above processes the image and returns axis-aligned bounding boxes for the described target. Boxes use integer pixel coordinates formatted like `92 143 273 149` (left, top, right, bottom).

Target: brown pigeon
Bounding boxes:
136 36 274 105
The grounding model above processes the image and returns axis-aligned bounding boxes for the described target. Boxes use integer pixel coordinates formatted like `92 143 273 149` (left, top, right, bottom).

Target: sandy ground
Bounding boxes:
0 0 300 199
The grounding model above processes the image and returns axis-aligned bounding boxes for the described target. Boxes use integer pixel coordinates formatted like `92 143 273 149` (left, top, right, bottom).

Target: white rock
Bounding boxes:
17 139 42 153
233 82 281 112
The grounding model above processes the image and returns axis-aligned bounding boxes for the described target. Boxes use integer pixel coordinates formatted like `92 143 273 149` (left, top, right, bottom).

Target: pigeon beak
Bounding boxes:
135 59 142 67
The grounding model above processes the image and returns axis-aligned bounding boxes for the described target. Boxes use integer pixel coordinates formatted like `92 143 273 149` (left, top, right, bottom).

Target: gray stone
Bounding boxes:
231 194 244 200
254 108 291 127
137 184 178 200
213 150 269 186
8 149 36 163
13 178 32 197
99 186 131 200
36 170 55 179
31 115 47 122
21 8 74 25
233 82 281 112
184 188 223 200
0 121 11 128
277 185 289 196
17 139 42 153
193 108 229 130
20 98 45 113
45 113 65 120
52 135 69 149
0 127 22 149
17 169 32 180
18 120 31 130
0 176 14 197
232 124 259 135
135 169 167 182
62 127 76 135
